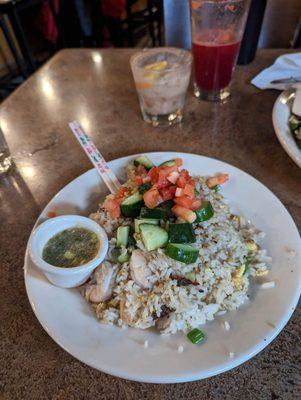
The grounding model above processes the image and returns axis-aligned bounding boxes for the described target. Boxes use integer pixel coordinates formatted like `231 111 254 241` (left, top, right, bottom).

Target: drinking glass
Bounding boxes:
190 0 250 101
130 47 192 127
0 128 12 174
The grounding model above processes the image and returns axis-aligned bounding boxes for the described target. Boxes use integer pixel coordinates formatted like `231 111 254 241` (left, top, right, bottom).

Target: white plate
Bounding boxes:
24 152 301 383
273 89 301 168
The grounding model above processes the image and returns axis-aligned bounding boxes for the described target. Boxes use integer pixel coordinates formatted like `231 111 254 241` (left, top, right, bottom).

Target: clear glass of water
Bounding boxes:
130 47 192 127
0 128 12 174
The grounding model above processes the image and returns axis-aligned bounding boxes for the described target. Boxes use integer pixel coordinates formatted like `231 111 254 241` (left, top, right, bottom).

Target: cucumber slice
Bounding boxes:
120 191 144 217
116 226 130 247
166 243 199 264
138 183 151 194
161 200 174 218
140 207 167 220
133 155 154 171
139 224 168 251
118 251 130 264
134 218 159 233
159 159 176 167
168 223 196 243
128 230 136 247
195 201 214 222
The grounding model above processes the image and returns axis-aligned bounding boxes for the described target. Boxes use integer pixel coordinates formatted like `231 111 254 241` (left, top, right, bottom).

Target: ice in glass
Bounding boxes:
130 48 192 126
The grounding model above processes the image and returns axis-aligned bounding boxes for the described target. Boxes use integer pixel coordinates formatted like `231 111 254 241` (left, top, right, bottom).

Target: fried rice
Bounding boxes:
83 163 271 335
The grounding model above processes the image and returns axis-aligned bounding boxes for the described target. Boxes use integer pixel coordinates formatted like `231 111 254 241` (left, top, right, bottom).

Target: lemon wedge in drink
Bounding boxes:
144 61 168 80
144 60 168 71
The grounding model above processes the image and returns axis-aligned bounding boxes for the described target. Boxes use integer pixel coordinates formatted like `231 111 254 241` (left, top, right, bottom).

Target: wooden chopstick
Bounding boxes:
69 120 121 194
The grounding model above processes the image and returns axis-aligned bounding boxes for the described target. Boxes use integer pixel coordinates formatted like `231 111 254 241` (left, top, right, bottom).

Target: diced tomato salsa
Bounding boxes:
143 188 163 208
103 197 121 219
141 160 200 214
103 157 229 222
160 185 176 201
135 175 143 185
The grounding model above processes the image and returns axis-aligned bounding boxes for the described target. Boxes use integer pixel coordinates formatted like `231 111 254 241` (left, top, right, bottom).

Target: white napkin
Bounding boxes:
251 53 301 90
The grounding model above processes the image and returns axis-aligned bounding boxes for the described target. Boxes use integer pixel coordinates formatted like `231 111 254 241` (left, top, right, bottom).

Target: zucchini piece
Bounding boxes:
166 243 199 264
120 191 144 217
159 159 176 167
133 155 154 171
118 251 130 264
139 224 168 251
168 223 196 243
195 201 214 222
116 226 130 247
138 183 151 194
140 207 167 220
134 218 158 233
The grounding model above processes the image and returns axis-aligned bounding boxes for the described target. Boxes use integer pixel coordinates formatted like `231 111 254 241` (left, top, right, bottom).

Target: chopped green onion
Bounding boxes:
187 328 205 344
213 184 221 192
195 201 214 222
245 255 255 264
243 255 255 274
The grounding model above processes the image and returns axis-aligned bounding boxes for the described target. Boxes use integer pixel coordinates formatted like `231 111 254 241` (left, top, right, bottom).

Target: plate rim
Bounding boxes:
24 151 301 383
272 89 301 169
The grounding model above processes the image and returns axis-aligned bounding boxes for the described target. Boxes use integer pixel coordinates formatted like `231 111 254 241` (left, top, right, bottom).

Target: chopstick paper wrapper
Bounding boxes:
69 121 121 194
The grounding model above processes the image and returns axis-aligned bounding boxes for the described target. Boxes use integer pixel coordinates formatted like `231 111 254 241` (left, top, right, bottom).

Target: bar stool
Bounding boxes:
125 0 163 47
0 0 59 77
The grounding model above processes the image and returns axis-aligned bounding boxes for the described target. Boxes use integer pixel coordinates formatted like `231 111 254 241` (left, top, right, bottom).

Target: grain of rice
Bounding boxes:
223 321 231 331
177 345 184 353
261 281 275 289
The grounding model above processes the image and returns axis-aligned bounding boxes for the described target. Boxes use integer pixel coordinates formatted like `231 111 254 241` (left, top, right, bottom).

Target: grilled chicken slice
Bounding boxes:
130 249 151 288
86 262 115 303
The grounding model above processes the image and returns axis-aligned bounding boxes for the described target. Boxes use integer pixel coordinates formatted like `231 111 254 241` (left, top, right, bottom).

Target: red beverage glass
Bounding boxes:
190 0 250 101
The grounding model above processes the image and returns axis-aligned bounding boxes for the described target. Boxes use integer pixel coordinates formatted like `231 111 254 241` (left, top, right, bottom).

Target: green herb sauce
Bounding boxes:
42 227 100 268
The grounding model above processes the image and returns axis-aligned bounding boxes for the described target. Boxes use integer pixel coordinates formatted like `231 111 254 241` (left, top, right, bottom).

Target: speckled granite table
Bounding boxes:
1 49 300 400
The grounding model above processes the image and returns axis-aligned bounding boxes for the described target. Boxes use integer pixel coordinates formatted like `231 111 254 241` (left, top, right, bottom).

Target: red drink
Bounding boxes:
192 40 241 91
189 1 250 101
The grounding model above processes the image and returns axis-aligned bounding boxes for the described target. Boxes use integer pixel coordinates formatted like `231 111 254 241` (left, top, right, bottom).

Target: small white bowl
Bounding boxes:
29 215 108 288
